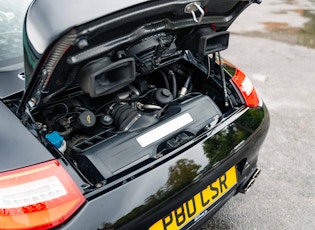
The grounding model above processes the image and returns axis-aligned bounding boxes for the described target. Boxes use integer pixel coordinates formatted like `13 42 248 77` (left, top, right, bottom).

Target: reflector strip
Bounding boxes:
232 68 260 108
0 176 67 209
137 113 193 147
241 75 254 96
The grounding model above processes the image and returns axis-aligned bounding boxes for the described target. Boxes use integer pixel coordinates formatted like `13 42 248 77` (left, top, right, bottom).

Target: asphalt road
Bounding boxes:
202 1 315 229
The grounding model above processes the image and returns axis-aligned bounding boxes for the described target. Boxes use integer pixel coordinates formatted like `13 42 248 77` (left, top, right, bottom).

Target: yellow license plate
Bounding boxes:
149 166 237 230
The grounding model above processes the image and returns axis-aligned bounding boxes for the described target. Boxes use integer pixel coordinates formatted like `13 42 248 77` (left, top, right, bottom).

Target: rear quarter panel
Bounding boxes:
0 100 53 172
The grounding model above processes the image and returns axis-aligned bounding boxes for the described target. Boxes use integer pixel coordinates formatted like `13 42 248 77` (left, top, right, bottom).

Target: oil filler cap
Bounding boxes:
79 110 96 128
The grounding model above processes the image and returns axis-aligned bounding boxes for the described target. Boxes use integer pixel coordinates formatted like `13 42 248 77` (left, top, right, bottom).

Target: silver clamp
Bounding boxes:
184 2 205 24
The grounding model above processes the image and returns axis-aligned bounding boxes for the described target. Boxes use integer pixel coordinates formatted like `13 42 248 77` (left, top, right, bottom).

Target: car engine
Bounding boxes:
30 61 225 184
21 30 238 185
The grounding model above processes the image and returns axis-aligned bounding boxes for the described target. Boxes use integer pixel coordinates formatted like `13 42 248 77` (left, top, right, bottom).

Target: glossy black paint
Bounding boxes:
25 0 149 54
59 104 269 230
0 67 24 98
0 101 53 172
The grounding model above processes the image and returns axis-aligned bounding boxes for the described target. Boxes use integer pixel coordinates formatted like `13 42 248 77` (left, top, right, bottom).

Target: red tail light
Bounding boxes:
0 160 85 230
232 68 260 108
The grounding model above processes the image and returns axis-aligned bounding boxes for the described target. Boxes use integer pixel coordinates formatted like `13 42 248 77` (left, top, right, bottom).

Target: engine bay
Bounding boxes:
5 29 243 185
27 59 236 184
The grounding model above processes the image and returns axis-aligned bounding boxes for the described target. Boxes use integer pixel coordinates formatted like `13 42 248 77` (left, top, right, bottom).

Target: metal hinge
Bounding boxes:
184 2 204 24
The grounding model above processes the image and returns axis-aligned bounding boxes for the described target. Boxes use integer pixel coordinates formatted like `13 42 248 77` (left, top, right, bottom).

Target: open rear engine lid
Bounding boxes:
20 0 260 113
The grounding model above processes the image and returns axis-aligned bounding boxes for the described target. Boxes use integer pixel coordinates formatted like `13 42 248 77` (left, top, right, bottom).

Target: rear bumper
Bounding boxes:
60 104 270 230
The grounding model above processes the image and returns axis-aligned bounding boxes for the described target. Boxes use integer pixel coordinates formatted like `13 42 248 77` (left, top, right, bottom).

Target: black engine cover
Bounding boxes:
72 95 221 179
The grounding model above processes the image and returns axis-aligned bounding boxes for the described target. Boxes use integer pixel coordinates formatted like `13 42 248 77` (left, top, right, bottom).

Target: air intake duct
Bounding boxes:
111 104 158 132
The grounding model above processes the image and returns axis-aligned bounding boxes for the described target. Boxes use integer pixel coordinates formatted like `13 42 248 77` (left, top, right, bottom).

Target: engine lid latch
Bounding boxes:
184 2 204 24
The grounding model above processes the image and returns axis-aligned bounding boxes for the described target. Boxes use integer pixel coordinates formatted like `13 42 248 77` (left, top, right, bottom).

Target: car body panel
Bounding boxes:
0 100 53 172
25 0 150 54
0 67 24 98
59 104 269 230
25 0 250 55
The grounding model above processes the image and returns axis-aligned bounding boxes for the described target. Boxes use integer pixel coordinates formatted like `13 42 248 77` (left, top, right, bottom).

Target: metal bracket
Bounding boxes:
184 2 204 24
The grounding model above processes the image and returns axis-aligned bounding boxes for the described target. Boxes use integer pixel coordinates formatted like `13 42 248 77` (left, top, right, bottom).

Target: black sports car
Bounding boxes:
0 0 269 229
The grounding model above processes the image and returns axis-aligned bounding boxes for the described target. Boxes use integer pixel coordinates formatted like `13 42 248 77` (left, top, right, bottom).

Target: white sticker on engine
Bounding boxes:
136 113 193 147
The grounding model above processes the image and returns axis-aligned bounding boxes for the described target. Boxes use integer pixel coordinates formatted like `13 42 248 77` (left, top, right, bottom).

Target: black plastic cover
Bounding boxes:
184 28 230 56
71 94 222 179
78 57 136 97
